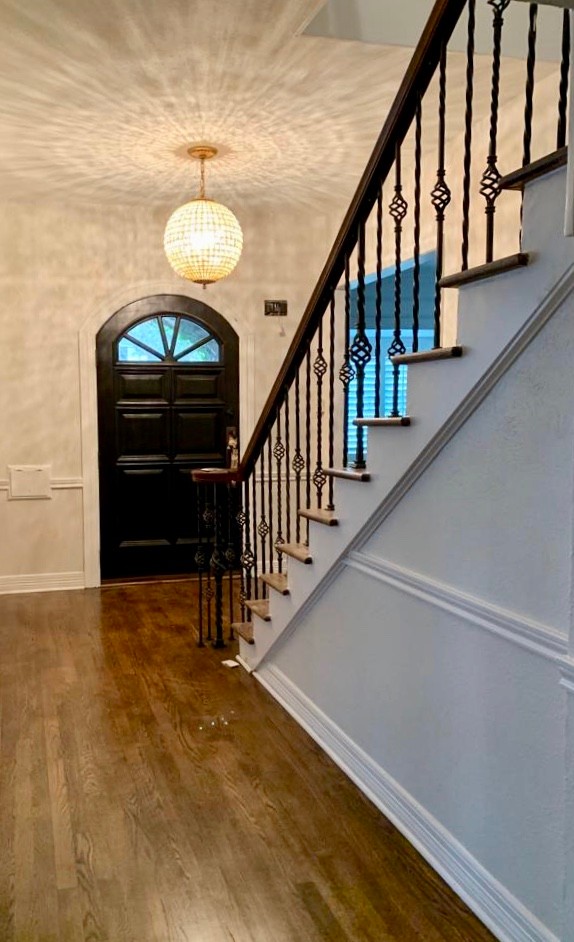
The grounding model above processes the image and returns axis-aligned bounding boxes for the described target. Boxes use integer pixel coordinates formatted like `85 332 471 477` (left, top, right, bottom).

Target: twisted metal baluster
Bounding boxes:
388 144 407 416
431 42 452 350
374 189 384 413
237 483 252 623
210 483 226 649
203 493 214 641
412 99 422 351
461 0 476 271
339 255 355 467
195 484 205 647
481 0 511 263
267 436 273 574
327 294 336 510
523 4 538 168
350 221 371 468
258 447 269 580
293 371 304 542
305 346 312 540
313 319 328 507
558 9 570 150
274 405 285 567
225 481 235 639
251 471 258 601
285 392 292 543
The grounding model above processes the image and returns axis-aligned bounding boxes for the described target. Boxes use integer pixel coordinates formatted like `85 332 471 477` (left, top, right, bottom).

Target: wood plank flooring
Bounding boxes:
0 582 496 941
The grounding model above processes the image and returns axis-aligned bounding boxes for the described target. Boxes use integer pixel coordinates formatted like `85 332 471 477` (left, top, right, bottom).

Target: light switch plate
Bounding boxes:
8 465 52 500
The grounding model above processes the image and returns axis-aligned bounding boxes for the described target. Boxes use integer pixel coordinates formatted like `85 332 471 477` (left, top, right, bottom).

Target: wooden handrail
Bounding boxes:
239 0 468 478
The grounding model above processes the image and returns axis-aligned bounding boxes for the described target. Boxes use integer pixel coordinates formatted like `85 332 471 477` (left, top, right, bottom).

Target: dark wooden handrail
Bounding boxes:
239 0 468 478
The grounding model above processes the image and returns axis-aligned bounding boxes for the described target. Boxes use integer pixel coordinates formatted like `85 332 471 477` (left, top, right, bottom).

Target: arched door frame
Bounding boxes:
79 282 254 587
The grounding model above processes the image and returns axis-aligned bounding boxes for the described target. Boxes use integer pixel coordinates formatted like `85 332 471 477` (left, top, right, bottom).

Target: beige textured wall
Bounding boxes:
0 198 339 580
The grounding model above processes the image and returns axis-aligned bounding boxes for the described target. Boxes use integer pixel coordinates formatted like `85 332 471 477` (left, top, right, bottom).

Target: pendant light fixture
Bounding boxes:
164 145 243 287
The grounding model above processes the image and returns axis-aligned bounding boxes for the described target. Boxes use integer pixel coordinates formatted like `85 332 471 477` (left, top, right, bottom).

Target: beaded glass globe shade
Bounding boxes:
164 145 243 286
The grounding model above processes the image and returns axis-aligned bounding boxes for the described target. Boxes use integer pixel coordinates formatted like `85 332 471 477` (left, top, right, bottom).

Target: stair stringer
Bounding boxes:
238 166 573 671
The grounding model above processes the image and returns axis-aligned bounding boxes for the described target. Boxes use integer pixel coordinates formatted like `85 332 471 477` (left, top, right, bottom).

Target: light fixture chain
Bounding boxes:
200 157 206 198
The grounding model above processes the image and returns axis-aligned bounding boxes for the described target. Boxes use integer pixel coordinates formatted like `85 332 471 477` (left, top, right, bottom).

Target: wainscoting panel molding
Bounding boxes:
256 663 560 942
346 551 568 666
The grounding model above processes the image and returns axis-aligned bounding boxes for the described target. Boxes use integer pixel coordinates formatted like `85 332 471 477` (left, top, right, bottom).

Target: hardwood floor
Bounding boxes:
0 582 496 941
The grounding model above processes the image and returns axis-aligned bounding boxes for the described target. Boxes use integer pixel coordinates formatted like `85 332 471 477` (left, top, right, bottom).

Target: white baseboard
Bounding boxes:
256 663 559 942
0 571 85 595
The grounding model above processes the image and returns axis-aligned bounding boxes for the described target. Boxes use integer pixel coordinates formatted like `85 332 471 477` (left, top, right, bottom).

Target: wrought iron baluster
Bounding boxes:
374 189 384 411
305 346 311 540
258 447 269 579
313 319 327 507
339 256 354 468
558 9 570 150
267 436 274 573
350 221 371 468
210 482 225 649
251 471 258 601
285 392 292 542
226 481 235 640
431 42 452 350
481 0 511 264
293 371 304 542
523 4 538 168
388 144 408 416
461 0 476 271
412 100 422 351
203 493 214 642
195 484 205 647
327 294 335 510
274 405 285 566
237 483 251 623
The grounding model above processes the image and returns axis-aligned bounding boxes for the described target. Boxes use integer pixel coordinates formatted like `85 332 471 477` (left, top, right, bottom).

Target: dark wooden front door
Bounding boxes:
97 295 239 579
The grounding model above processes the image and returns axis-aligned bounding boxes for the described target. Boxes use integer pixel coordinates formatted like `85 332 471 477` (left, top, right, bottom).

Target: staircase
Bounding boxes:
189 3 573 939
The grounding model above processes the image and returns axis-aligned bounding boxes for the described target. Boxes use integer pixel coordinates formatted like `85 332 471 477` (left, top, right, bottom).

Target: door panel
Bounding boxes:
116 410 170 460
97 297 239 579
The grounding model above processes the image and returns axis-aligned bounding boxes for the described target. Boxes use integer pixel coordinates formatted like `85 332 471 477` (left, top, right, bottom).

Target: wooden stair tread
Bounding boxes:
245 598 271 622
324 468 371 482
231 622 254 644
499 147 567 191
277 543 313 564
439 253 529 289
298 508 339 526
391 346 463 366
354 416 411 427
261 572 290 595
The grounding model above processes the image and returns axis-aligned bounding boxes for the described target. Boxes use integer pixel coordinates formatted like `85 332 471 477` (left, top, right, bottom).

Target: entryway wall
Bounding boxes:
0 199 337 591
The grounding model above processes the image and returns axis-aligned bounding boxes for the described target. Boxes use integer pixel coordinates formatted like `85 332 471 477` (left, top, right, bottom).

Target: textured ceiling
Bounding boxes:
0 0 557 211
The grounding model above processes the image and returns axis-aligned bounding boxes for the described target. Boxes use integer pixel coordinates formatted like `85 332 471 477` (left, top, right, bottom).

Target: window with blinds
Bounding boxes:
347 329 434 462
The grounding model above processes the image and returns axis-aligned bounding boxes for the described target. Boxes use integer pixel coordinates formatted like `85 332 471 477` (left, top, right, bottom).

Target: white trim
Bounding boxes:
346 551 569 665
0 477 83 492
0 571 85 595
256 663 559 942
350 263 574 552
52 477 83 490
560 659 574 694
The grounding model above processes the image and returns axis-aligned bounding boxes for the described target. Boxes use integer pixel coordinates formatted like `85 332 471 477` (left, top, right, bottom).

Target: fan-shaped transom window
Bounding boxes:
117 314 221 364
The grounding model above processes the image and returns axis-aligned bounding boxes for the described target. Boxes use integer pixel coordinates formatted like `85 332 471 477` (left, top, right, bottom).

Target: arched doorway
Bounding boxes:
96 294 239 579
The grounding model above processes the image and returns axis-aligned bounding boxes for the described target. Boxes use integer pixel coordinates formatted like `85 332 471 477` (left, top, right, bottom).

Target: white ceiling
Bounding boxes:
0 0 560 211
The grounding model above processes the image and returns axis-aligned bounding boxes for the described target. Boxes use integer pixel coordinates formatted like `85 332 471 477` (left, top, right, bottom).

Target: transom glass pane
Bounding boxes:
118 337 163 362
117 314 220 363
178 338 220 362
126 317 164 355
174 320 210 357
161 315 177 351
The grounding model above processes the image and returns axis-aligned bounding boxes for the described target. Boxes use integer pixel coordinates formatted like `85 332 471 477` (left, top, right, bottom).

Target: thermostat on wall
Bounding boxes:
8 465 52 500
264 299 288 316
